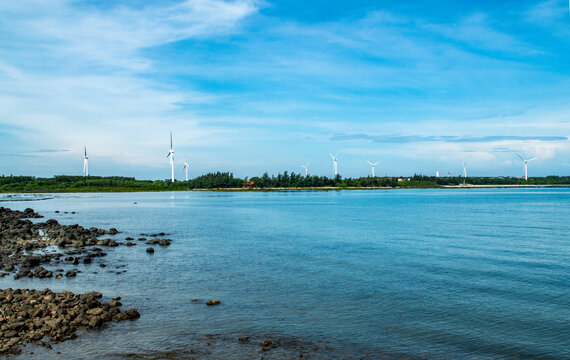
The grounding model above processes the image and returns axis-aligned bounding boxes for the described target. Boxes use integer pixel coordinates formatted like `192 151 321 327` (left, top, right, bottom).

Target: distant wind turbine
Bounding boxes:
329 153 338 176
183 161 189 181
463 162 467 185
83 146 89 176
167 132 175 182
516 153 537 181
366 160 380 177
436 170 439 177
300 161 309 177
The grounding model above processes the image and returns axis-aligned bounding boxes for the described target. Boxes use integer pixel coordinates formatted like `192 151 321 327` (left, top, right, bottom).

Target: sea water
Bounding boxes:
1 189 569 359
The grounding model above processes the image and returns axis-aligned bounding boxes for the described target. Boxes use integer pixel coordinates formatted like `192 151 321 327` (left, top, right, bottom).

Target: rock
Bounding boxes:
206 299 221 306
239 336 249 343
0 288 138 355
65 270 76 277
125 309 140 319
88 316 103 328
146 247 154 254
113 313 130 321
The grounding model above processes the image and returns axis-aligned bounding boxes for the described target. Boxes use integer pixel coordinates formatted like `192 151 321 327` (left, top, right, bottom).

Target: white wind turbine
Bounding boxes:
167 132 175 182
366 160 380 177
300 161 309 177
83 146 89 176
463 162 467 185
516 153 537 181
329 152 338 177
183 161 189 181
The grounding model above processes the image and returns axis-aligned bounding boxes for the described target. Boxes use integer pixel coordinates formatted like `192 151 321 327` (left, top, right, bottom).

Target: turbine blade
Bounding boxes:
170 132 173 149
515 153 524 161
528 157 538 162
367 160 372 165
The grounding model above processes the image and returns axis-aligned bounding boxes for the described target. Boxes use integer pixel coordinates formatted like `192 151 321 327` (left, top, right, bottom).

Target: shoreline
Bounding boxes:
1 184 569 194
0 207 160 355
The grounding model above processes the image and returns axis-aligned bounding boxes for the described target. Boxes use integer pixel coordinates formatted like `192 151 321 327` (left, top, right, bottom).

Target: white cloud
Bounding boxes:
1 0 260 70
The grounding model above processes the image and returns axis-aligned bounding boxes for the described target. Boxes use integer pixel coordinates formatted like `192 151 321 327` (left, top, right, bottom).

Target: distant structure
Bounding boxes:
516 153 537 181
167 132 175 182
436 170 439 177
183 161 189 181
301 161 309 177
463 162 467 185
83 146 89 176
366 160 380 177
329 153 338 176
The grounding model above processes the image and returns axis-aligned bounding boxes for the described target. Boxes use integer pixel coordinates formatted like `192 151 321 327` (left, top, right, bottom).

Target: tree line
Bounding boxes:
0 173 569 192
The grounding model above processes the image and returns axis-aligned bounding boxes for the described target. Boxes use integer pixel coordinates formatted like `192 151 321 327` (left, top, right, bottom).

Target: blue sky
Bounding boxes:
1 0 569 179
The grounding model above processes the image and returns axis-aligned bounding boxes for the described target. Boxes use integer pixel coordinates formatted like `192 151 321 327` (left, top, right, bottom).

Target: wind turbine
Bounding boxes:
329 152 338 177
83 146 89 176
366 160 380 177
463 162 467 185
183 161 189 181
516 153 537 181
167 132 174 182
300 161 309 177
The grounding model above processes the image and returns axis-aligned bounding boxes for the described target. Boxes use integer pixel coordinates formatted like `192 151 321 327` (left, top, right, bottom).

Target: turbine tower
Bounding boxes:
516 153 537 181
366 160 380 177
463 162 467 185
183 161 189 181
83 146 89 176
167 132 175 182
300 161 309 177
329 153 338 177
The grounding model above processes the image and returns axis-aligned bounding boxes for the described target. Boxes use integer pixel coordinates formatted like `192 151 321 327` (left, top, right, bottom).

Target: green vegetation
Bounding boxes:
0 173 569 193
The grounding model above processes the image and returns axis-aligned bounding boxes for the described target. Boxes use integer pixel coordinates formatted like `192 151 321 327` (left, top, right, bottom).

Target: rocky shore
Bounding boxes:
0 206 166 355
0 206 170 279
0 288 139 355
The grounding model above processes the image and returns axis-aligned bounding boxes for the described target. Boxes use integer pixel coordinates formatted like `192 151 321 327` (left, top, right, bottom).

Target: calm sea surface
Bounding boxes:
1 189 569 359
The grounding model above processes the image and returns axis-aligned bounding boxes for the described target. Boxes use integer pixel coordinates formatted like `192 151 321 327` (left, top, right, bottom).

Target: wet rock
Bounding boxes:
125 309 140 319
146 238 171 246
146 247 154 254
206 299 221 306
0 288 139 355
65 270 76 277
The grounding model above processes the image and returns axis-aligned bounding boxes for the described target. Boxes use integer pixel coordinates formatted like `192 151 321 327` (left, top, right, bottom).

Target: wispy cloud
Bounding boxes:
423 13 541 55
330 134 568 144
0 0 260 70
